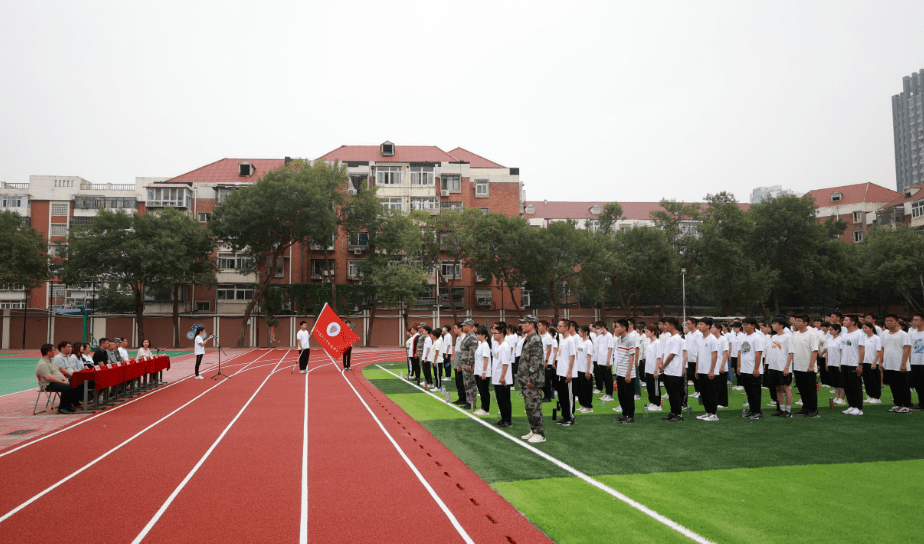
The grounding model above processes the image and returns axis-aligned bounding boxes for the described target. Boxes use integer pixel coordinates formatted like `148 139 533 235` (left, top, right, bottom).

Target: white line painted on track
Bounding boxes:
0 351 272 524
300 356 309 544
0 349 259 459
375 364 715 544
133 350 290 543
338 356 474 544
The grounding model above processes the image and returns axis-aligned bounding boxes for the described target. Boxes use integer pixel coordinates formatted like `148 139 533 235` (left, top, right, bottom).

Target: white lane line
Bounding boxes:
0 349 259 459
374 364 715 544
300 356 309 544
338 356 474 544
0 351 270 524
132 350 291 543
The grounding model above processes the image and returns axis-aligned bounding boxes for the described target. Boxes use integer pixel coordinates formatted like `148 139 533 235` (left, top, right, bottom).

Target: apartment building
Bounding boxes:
806 182 903 243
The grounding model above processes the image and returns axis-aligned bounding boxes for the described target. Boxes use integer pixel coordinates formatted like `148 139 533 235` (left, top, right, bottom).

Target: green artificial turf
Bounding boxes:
386 393 472 421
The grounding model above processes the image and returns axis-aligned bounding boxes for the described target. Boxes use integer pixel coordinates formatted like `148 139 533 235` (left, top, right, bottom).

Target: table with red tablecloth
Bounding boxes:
69 356 171 412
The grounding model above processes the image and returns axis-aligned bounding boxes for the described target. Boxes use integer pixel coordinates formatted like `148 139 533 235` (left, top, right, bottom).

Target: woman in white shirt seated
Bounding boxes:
492 323 513 427
473 326 493 416
136 338 154 359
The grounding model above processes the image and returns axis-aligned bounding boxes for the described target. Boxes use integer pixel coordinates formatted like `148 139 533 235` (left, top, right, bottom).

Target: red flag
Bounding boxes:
311 303 359 358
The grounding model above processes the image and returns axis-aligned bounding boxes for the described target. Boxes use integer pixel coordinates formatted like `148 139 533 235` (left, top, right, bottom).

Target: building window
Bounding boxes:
309 235 335 251
852 211 862 223
48 244 65 257
147 187 190 208
0 283 25 291
50 223 68 237
853 231 863 243
912 200 923 218
0 196 25 208
216 187 235 203
440 262 462 278
216 284 254 300
348 232 369 249
525 205 534 214
480 207 489 215
441 175 460 192
196 301 211 312
74 196 137 209
349 175 368 193
587 220 600 233
475 180 489 197
410 197 438 211
239 161 254 177
375 166 401 185
0 302 26 309
312 259 335 280
410 166 434 185
51 203 68 216
198 213 211 222
440 201 462 211
348 260 363 279
380 197 403 211
475 288 493 307
217 252 252 270
831 192 842 202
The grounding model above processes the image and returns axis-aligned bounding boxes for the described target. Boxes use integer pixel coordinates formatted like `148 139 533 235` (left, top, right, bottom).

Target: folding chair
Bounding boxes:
34 379 60 415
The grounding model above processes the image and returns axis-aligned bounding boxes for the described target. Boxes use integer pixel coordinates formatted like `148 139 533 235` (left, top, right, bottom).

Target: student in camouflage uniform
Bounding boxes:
413 324 426 385
458 319 478 410
518 315 546 443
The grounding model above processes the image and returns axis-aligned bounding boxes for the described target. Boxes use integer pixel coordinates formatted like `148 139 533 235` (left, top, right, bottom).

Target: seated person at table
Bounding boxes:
73 342 95 369
118 338 130 361
108 338 123 364
36 343 83 414
52 340 75 379
93 339 110 365
136 339 153 359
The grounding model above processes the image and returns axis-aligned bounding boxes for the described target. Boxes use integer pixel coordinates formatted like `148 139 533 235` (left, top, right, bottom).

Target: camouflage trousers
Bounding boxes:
522 385 545 435
462 367 477 408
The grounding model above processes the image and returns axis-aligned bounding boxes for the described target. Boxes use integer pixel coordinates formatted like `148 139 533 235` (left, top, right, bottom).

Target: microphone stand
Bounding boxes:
154 348 168 385
211 336 230 380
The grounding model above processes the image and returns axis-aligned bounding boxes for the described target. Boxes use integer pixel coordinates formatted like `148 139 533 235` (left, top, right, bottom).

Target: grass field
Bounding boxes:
366 361 924 544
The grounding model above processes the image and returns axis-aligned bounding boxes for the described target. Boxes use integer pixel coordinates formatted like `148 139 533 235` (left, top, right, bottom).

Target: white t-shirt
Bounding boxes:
663 334 684 377
766 333 790 371
515 335 525 357
645 339 661 374
840 329 863 367
492 340 512 385
430 337 443 364
505 334 517 358
595 332 613 366
474 340 491 375
422 336 434 363
555 334 575 377
406 335 414 357
738 332 763 374
297 330 311 351
695 334 718 375
684 330 702 364
789 330 819 372
614 333 638 377
575 338 593 374
909 329 924 366
862 334 882 365
638 333 649 362
881 329 911 371
455 333 464 358
195 335 206 355
542 332 556 364
716 335 730 366
730 331 744 358
826 336 842 368
443 333 453 357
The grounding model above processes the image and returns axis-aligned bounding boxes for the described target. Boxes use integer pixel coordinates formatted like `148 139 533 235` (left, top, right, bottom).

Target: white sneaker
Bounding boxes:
690 392 701 399
527 434 546 443
600 395 615 401
732 386 745 391
852 409 863 416
717 405 727 409
648 405 663 411
795 399 803 405
592 389 602 394
897 407 911 414
473 409 489 416
829 389 836 394
767 402 778 407
521 431 535 440
889 406 900 412
195 375 204 380
867 398 881 404
704 414 719 421
613 406 623 412
834 398 845 405
688 380 694 385
634 395 641 400
696 414 709 420
583 408 594 414
663 393 669 398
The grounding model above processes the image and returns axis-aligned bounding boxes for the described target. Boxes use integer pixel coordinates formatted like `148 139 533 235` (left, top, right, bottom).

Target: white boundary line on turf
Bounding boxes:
0 350 272 525
374 364 715 544
0 349 259 459
336 355 474 544
133 350 290 543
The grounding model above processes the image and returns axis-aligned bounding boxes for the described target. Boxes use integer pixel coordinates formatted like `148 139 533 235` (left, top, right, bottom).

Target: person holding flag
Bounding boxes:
311 303 361 364
297 321 311 374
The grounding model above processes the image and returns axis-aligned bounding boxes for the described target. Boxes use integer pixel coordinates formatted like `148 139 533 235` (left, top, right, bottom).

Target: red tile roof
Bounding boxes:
524 201 750 221
806 182 902 208
446 147 505 168
163 158 286 184
879 184 924 209
316 145 457 163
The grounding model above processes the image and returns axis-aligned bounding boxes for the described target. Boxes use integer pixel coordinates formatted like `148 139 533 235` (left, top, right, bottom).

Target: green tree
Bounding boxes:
468 212 535 316
0 210 48 293
605 226 679 317
414 208 479 324
210 159 346 346
597 202 624 234
858 226 924 313
522 220 594 324
650 199 703 315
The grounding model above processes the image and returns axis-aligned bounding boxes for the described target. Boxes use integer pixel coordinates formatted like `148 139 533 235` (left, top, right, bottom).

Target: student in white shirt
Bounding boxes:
658 317 686 421
195 326 213 378
419 325 437 389
789 314 820 417
683 318 702 401
613 319 638 423
737 317 764 419
694 318 719 421
594 320 615 401
729 322 745 390
826 324 845 405
539 320 557 402
643 324 663 410
861 322 883 403
473 326 493 416
712 322 730 408
881 314 913 412
574 325 594 413
442 325 454 383
628 318 643 400
428 328 444 389
909 312 924 410
451 323 468 406
766 317 793 416
840 315 866 414
406 327 418 380
492 324 513 426
553 319 577 426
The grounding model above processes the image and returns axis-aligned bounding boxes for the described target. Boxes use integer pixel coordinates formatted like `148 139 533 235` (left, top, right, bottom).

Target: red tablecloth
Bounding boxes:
70 356 171 392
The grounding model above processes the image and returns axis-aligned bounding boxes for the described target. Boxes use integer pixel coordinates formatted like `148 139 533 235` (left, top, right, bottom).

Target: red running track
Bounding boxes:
0 349 552 543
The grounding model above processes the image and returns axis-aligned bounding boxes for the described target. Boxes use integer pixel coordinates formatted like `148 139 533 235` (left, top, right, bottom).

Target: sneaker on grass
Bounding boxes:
732 385 745 391
897 407 911 414
704 414 719 421
521 431 534 440
612 406 623 413
866 398 882 404
527 434 547 443
600 395 614 401
634 395 641 400
473 409 489 416
592 389 602 394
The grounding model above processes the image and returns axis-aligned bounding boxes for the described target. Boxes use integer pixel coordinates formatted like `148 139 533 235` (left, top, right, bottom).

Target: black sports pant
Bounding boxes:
794 370 817 412
555 375 574 421
687 362 699 393
475 375 491 412
410 357 421 382
818 356 829 386
644 373 661 406
742 373 762 414
577 372 593 408
593 362 603 390
862 363 881 399
512 357 520 386
616 374 635 418
422 361 435 387
912 366 924 408
454 363 466 403
843 366 863 409
717 372 729 407
342 347 352 369
495 383 511 423
542 365 555 400
664 375 684 416
46 382 82 410
196 354 205 375
298 349 310 371
698 373 718 414
885 369 912 408
600 365 614 397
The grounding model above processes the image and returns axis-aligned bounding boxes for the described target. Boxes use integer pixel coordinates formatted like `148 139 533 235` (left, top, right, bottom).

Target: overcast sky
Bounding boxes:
2 0 922 204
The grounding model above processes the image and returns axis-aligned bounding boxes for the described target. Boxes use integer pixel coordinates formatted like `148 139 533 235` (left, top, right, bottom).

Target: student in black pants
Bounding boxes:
450 323 467 405
492 324 513 426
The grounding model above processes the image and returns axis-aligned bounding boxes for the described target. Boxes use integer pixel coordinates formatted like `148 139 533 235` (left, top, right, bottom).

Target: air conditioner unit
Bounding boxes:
440 190 449 197
353 248 362 255
348 188 357 195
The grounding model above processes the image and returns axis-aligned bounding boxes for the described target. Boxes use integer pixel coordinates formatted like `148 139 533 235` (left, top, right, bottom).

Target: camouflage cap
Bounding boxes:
461 318 476 326
519 315 539 324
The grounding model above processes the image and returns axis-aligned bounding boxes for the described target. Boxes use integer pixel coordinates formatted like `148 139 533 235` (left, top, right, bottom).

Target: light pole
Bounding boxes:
681 268 687 325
